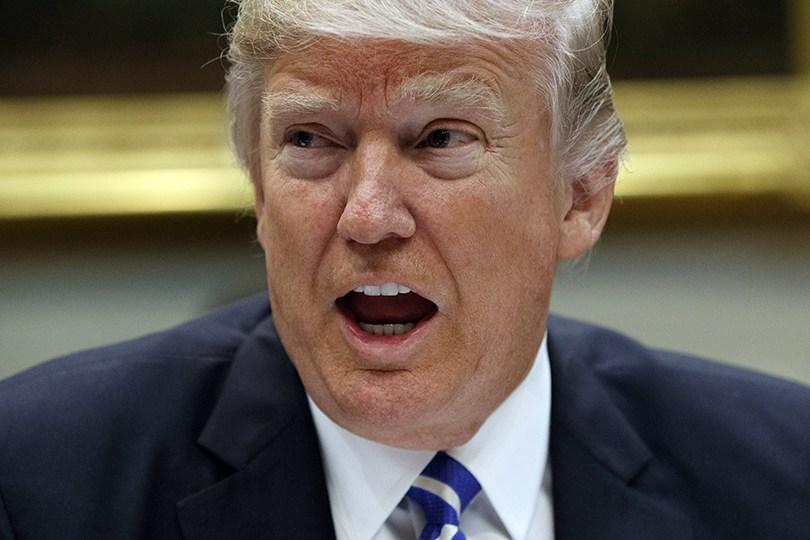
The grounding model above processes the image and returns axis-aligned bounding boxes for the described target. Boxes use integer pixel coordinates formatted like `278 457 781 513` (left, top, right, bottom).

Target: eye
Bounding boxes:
424 129 452 148
276 127 344 180
288 130 331 148
411 124 485 180
417 128 477 149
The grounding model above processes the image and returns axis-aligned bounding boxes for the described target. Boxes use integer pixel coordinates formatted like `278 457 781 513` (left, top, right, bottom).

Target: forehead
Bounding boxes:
262 38 534 113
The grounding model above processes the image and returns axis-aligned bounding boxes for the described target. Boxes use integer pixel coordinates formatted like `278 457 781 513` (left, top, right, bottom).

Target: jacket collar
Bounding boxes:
175 311 336 539
547 316 693 539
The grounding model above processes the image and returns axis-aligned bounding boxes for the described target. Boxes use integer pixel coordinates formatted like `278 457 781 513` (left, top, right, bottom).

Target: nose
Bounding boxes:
336 140 416 244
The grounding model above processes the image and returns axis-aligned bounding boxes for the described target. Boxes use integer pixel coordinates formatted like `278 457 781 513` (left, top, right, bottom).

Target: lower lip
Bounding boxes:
337 306 436 358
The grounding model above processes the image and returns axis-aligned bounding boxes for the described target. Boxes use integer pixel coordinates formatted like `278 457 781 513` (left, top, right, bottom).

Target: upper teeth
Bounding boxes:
353 283 412 296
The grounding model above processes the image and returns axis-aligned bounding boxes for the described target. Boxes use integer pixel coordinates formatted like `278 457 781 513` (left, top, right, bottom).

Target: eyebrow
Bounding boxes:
394 72 508 124
261 91 341 128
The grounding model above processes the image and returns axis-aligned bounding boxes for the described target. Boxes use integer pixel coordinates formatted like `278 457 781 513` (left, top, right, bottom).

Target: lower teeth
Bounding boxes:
358 322 416 336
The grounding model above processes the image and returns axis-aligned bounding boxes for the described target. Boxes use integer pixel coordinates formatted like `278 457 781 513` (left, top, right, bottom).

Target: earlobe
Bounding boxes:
556 162 616 261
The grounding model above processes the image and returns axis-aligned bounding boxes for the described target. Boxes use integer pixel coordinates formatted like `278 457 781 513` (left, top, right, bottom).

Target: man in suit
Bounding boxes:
2 0 809 538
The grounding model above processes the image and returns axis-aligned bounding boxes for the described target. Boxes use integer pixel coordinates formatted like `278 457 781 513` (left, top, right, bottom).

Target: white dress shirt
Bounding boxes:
308 336 553 540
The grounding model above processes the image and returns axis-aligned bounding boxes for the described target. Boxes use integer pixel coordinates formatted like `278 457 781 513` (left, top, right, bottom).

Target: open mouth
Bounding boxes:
336 282 438 337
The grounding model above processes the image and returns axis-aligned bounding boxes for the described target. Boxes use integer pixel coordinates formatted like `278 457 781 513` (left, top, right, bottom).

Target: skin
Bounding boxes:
253 38 614 450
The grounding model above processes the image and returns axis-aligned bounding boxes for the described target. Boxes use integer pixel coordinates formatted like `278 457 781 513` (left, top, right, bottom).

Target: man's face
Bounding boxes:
254 38 601 449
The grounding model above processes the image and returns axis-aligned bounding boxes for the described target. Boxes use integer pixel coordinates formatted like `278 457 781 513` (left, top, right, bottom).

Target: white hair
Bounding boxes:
225 0 626 198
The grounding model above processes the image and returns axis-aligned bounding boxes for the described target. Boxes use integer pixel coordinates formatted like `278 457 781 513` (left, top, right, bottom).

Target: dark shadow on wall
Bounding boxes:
0 0 791 95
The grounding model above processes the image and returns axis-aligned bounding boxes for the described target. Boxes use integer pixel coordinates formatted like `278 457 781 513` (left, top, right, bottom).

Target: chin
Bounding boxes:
320 368 482 449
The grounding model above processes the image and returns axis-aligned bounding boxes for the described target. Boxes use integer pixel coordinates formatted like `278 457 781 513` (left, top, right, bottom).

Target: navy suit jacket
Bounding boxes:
1 294 809 539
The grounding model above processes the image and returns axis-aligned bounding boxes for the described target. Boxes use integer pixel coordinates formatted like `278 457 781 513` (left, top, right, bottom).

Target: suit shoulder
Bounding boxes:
548 316 810 535
546 314 810 458
0 293 272 434
548 314 810 489
3 293 270 384
547 314 810 403
0 294 273 535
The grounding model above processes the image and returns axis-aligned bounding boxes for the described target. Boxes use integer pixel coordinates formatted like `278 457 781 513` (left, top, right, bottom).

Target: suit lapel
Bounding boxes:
176 314 336 539
547 317 693 540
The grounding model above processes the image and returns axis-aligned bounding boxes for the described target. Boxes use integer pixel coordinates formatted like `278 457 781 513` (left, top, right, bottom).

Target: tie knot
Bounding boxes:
407 452 481 539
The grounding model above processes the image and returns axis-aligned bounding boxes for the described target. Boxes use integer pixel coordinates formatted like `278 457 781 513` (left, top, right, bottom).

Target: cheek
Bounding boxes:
433 180 558 269
424 176 560 330
258 177 342 290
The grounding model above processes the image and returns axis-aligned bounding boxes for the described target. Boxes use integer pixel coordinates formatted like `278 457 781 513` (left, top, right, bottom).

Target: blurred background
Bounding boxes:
2 1 809 382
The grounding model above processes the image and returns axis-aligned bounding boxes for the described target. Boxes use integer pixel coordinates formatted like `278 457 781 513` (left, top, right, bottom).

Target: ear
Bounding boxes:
556 160 616 261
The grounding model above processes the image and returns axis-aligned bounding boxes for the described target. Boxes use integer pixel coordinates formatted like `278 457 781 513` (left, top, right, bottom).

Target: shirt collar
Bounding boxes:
309 335 551 540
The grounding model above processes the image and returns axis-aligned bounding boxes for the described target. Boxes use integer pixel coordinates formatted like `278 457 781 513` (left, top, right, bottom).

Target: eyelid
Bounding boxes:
284 125 340 148
415 121 484 148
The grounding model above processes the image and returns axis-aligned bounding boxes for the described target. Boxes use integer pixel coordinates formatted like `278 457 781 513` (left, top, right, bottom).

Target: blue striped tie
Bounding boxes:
407 452 482 540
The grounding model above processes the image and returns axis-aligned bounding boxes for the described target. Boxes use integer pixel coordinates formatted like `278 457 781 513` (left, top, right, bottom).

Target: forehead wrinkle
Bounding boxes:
394 72 508 124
